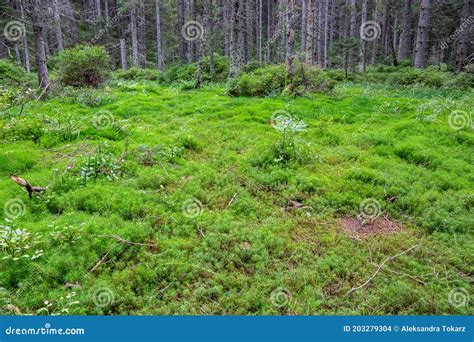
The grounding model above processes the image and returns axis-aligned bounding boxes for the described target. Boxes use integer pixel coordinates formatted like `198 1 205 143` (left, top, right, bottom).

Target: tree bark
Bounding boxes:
31 1 50 90
156 0 164 70
399 0 413 59
130 3 139 66
52 0 64 51
359 0 368 72
285 0 296 92
20 4 30 72
454 0 473 72
413 0 431 68
120 38 128 70
178 0 187 62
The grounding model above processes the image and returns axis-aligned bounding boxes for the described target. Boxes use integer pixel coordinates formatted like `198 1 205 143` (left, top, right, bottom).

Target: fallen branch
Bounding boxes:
347 245 418 295
10 174 48 198
98 234 156 248
89 244 117 273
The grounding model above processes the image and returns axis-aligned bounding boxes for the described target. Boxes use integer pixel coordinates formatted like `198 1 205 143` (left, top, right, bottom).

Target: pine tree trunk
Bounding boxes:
138 0 147 67
130 4 139 66
53 0 64 51
413 0 431 68
359 0 368 72
20 4 30 72
257 0 263 62
399 0 413 59
306 0 313 64
156 0 164 69
301 0 307 57
229 0 245 76
454 0 473 72
323 0 329 67
120 38 128 70
178 0 187 62
348 0 356 71
285 0 296 92
31 2 50 90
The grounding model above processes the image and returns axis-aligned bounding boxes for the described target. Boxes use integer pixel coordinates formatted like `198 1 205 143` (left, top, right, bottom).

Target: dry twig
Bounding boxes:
347 245 418 295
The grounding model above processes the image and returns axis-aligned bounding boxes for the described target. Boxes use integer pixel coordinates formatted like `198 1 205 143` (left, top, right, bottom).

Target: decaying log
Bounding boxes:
10 174 48 198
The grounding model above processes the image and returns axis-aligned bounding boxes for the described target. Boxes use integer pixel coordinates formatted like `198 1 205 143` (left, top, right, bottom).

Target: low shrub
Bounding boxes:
163 54 229 83
0 60 35 87
113 67 163 81
228 63 336 97
53 45 110 87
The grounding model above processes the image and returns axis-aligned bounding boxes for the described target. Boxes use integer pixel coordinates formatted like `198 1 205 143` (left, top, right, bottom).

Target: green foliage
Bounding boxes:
362 65 474 90
0 76 472 316
163 54 229 84
228 64 286 96
113 67 163 81
78 146 123 184
0 60 35 88
0 225 43 261
228 63 336 97
53 45 110 87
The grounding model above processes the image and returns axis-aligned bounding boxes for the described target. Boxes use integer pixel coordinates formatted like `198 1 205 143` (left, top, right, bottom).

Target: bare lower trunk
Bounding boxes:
156 0 164 69
120 38 128 70
398 0 412 59
414 0 431 68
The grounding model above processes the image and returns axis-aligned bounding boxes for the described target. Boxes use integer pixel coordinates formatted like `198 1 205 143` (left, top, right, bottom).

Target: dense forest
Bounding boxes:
0 0 473 90
0 0 472 316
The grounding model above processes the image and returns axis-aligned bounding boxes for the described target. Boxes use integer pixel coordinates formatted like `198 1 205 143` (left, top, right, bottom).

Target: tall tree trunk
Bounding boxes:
155 0 164 69
178 0 187 62
371 2 380 65
323 0 329 67
130 3 139 66
301 0 307 57
245 0 253 62
31 1 50 90
413 0 431 68
285 0 296 92
257 0 263 62
306 0 313 64
138 0 147 67
399 0 413 59
207 0 215 74
120 38 128 70
359 0 368 72
53 0 64 51
454 0 473 72
20 4 30 72
348 0 356 71
229 0 244 76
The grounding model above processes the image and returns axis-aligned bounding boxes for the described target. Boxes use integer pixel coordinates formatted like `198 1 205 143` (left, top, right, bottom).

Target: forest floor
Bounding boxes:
0 81 473 315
